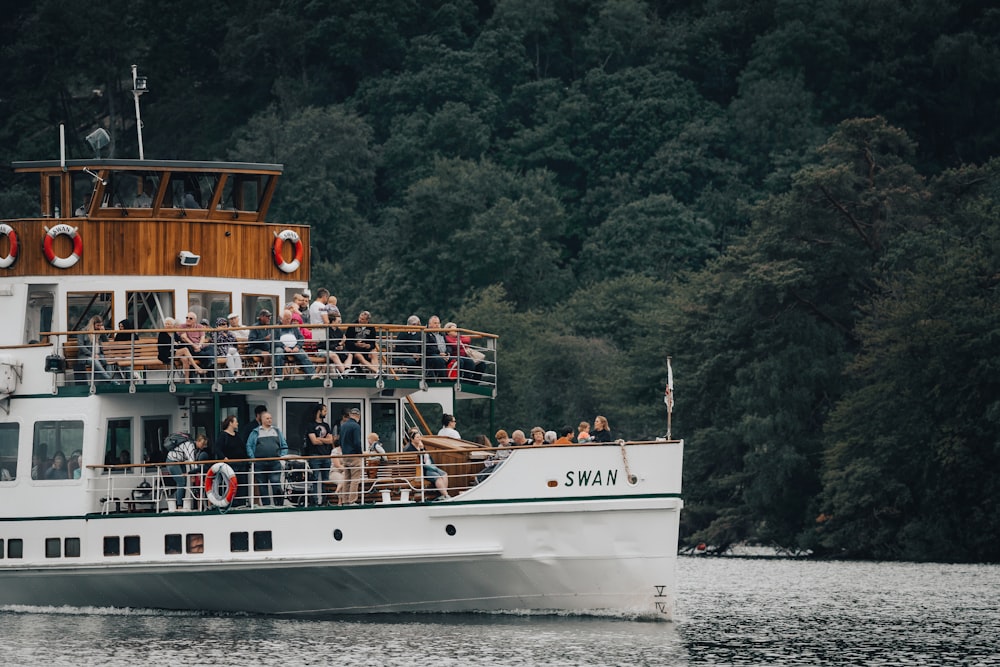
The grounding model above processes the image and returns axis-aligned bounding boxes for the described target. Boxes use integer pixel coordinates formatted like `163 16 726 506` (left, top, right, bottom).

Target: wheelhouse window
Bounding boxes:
162 172 216 209
100 171 156 209
0 423 18 482
66 292 113 334
33 421 83 481
188 291 232 326
124 291 175 332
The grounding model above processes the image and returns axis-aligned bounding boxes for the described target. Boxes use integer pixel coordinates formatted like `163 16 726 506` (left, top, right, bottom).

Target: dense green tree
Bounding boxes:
673 118 930 550
816 159 1000 561
3 0 1000 561
228 104 377 272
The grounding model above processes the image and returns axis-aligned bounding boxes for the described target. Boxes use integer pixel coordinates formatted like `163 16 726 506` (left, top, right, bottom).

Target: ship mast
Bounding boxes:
131 65 149 159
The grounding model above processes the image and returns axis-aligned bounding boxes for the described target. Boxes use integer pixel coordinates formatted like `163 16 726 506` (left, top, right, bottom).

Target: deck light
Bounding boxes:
178 250 200 267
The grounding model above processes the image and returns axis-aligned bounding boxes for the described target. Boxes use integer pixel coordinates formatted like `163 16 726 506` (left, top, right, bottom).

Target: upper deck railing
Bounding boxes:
41 322 497 396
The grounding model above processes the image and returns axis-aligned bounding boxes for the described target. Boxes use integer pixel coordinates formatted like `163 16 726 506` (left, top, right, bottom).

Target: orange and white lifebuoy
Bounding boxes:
0 224 18 269
272 229 303 273
204 462 238 508
43 224 83 269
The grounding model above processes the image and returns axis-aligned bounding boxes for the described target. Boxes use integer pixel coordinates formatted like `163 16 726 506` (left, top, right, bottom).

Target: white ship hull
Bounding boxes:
1 498 680 617
1 442 682 619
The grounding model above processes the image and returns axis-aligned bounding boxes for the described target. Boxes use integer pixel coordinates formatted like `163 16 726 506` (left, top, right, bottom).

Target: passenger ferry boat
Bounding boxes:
0 150 683 619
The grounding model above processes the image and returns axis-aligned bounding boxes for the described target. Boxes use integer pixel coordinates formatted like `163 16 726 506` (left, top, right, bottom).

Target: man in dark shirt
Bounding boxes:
304 403 334 505
239 404 268 445
339 407 363 505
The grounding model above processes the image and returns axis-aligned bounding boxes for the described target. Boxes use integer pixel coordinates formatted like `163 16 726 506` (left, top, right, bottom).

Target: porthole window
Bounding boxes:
65 537 81 557
46 537 61 558
103 536 120 556
230 532 249 552
165 534 183 554
124 535 140 556
253 530 272 551
7 539 22 559
186 534 204 554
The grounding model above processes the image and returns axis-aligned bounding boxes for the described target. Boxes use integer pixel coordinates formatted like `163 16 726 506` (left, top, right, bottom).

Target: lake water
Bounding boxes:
2 557 998 666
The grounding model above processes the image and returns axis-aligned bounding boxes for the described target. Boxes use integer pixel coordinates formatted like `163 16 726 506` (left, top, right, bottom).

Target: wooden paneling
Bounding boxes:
0 217 310 281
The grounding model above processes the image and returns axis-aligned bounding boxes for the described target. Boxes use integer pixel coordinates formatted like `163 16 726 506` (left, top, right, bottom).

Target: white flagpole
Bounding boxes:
665 357 674 439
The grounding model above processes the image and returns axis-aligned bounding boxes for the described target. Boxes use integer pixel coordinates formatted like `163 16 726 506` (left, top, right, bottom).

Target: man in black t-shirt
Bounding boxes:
304 403 334 505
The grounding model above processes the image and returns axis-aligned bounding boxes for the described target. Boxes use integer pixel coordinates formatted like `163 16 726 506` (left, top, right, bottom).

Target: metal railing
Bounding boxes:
43 322 497 393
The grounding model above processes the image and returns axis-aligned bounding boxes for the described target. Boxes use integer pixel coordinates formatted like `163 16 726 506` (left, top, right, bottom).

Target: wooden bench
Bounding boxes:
318 454 429 503
367 454 431 503
103 339 169 373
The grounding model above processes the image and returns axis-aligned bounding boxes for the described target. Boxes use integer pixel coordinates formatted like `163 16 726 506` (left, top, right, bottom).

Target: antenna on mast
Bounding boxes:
131 64 149 159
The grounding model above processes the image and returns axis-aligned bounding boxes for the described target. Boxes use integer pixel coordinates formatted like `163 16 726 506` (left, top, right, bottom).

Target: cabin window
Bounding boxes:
243 294 278 324
123 535 141 556
103 536 120 556
45 537 61 558
7 539 23 558
186 534 204 554
371 401 401 453
284 401 323 455
65 538 81 558
124 291 175 332
165 534 182 554
328 401 363 436
142 417 171 465
188 291 232 326
24 285 55 345
230 532 249 552
253 531 272 551
66 292 113 334
33 420 84 481
104 418 133 474
0 423 18 482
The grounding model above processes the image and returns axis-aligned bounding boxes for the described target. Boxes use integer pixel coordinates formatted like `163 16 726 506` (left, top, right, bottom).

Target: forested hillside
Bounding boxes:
2 0 998 561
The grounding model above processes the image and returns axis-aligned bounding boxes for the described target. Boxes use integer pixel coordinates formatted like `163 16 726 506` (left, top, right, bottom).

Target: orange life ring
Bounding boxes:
272 229 303 273
0 224 18 269
204 462 238 508
43 224 83 268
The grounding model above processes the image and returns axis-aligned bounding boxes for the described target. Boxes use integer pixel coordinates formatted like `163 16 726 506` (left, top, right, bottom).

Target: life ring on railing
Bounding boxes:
43 224 83 268
0 224 18 268
204 462 238 508
272 229 303 273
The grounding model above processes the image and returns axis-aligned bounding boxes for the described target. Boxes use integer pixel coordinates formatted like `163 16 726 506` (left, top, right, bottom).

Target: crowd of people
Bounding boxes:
66 288 492 386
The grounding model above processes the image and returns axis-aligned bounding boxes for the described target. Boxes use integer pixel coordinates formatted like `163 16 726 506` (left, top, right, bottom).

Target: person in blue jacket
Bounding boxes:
246 411 289 506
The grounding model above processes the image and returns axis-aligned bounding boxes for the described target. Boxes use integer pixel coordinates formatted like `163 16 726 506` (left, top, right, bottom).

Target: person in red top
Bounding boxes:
444 322 484 383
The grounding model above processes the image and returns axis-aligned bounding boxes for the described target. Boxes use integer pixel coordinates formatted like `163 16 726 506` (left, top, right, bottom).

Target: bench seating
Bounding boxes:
103 339 169 372
319 454 430 503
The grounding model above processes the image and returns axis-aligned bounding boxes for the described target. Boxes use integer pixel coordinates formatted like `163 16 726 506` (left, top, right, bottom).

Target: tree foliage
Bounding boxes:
3 0 999 561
